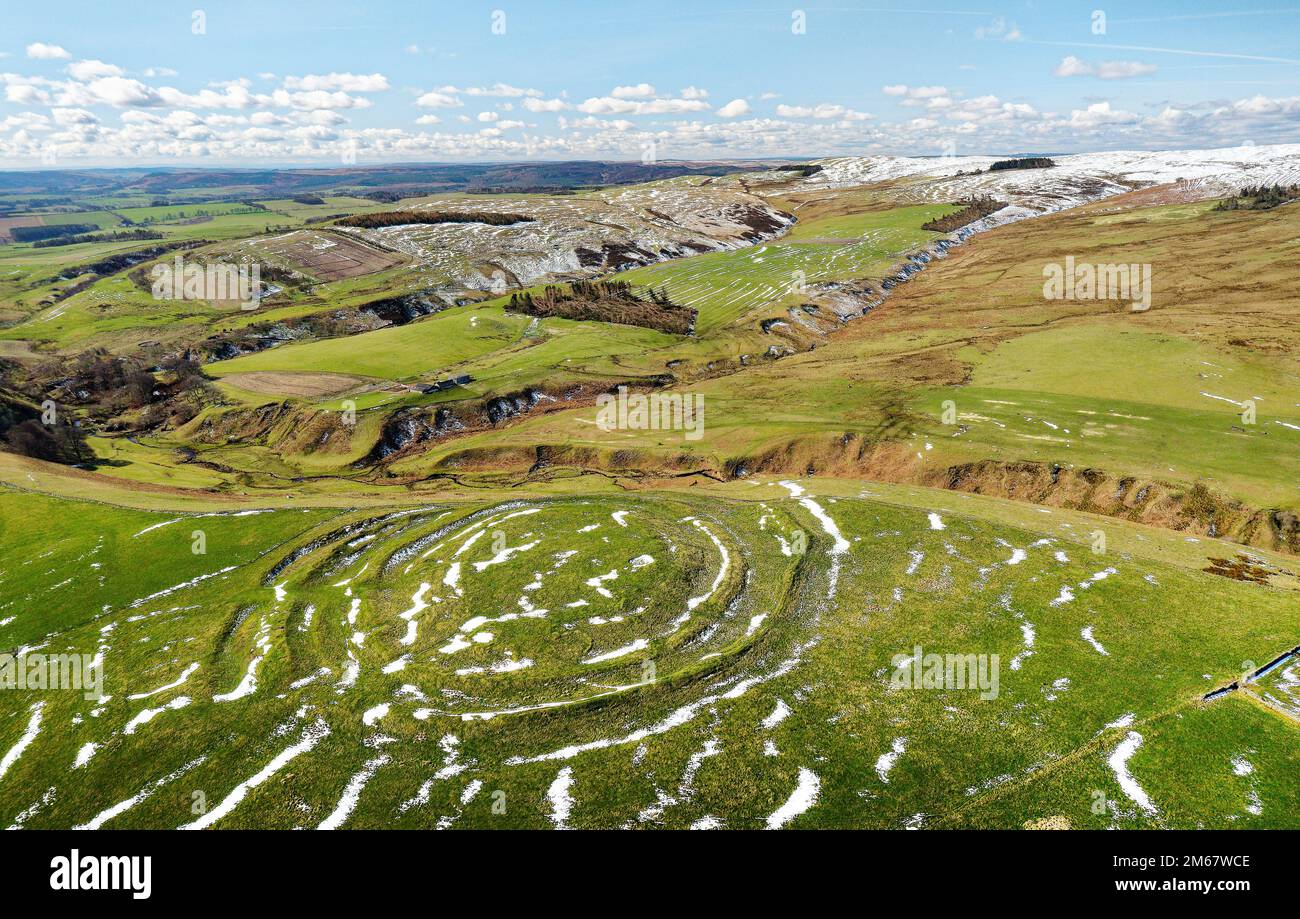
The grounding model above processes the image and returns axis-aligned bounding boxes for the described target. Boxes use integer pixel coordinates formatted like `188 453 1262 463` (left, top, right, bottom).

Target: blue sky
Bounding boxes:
2 0 1298 165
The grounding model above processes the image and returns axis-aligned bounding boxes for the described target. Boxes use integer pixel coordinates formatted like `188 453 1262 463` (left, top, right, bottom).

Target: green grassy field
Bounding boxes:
208 306 532 381
204 300 687 415
1 478 1296 829
617 202 953 333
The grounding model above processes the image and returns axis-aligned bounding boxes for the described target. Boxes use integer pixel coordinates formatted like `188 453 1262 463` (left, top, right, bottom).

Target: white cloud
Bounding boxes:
1097 60 1158 79
81 76 162 107
415 114 442 125
52 107 98 125
1229 94 1300 116
298 109 346 126
67 59 124 81
974 18 1020 41
26 42 70 60
523 97 568 112
415 90 463 108
716 98 751 118
680 86 709 100
442 83 542 98
1053 56 1092 78
477 111 499 122
143 67 178 78
559 115 634 131
1054 56 1157 79
577 96 709 115
777 102 870 120
611 83 656 99
283 72 389 92
269 89 371 110
0 112 51 131
1150 106 1194 129
155 84 260 109
1068 101 1139 129
2 78 52 106
883 85 951 107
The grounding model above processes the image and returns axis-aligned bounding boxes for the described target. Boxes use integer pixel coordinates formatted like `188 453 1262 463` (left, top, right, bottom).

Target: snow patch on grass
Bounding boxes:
1108 730 1157 817
875 737 907 782
765 767 820 829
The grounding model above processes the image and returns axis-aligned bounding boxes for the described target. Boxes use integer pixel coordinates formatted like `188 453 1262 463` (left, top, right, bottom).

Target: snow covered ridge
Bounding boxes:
782 143 1300 215
332 176 795 294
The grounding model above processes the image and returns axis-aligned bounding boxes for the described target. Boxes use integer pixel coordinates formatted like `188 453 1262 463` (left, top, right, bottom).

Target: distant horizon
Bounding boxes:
4 141 1298 174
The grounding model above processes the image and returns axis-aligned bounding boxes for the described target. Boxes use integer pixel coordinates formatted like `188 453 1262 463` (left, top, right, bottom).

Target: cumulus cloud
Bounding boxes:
26 42 70 60
611 83 656 99
298 109 347 126
269 88 371 110
974 18 1020 41
79 76 162 107
1097 61 1158 79
415 90 463 108
776 102 870 120
415 114 441 125
1054 56 1157 79
67 59 124 81
477 111 499 122
577 95 709 115
1068 101 1140 129
2 76 53 106
51 107 98 126
1053 56 1092 78
680 86 709 100
441 83 542 98
155 83 260 109
716 98 751 118
883 85 950 104
523 97 569 112
282 72 388 92
559 115 634 131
